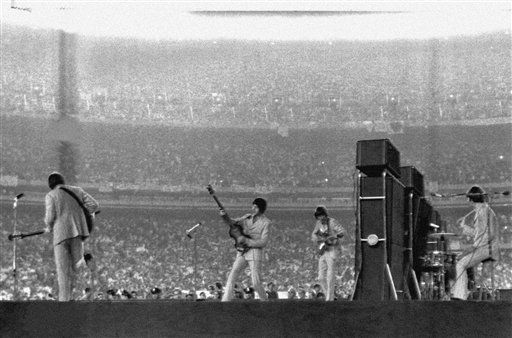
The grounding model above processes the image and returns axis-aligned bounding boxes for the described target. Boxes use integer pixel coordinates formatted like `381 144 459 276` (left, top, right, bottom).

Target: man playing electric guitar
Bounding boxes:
311 206 345 301
207 184 251 253
220 198 271 302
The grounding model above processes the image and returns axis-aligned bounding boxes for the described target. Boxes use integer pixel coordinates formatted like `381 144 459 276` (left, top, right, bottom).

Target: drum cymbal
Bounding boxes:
428 232 457 239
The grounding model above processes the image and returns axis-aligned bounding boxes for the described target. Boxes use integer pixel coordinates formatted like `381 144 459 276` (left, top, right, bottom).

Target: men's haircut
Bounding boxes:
467 185 485 203
48 172 65 189
314 206 328 218
252 197 267 213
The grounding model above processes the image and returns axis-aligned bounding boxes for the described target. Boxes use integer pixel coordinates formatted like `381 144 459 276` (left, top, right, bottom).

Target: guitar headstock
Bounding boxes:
206 184 215 195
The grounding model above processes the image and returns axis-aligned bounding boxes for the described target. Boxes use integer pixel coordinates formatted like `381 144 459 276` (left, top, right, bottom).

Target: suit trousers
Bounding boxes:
54 236 85 301
222 255 267 301
451 245 491 300
318 253 337 301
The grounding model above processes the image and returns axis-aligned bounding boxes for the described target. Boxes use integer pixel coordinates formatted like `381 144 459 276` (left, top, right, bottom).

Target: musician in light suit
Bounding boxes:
451 185 498 300
221 198 270 301
43 172 99 301
311 206 345 301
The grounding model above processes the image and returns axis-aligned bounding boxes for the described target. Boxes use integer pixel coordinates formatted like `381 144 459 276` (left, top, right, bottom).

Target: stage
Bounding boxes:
1 300 511 337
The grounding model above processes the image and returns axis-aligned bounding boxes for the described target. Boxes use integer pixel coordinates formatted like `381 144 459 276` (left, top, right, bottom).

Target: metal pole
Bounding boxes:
381 170 388 300
12 197 19 300
193 236 198 291
350 172 363 301
404 191 414 300
386 264 398 300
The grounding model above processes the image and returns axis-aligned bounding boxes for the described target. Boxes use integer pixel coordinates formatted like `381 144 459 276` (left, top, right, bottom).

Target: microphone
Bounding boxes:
431 190 510 198
465 190 510 197
186 222 202 238
8 233 21 241
13 193 24 209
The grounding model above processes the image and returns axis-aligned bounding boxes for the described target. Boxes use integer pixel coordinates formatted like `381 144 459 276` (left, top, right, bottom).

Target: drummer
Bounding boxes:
450 185 499 300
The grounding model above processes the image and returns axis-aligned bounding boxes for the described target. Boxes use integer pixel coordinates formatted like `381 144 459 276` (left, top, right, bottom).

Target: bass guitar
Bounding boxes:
207 184 251 253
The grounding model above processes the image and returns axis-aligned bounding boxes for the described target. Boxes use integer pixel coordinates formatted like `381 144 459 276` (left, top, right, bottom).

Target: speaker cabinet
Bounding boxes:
356 139 401 178
399 166 424 196
412 199 433 278
360 175 406 247
354 173 405 300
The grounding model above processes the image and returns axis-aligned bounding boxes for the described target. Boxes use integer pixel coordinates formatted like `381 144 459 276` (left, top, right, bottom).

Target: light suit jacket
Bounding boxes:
462 202 498 259
45 184 100 246
233 213 270 261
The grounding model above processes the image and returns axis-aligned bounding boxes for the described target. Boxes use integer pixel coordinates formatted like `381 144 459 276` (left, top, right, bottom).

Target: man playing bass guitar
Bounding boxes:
220 198 271 302
311 206 345 301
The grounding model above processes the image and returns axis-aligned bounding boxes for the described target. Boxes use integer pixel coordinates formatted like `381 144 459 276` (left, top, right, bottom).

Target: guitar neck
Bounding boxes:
211 194 232 221
23 230 45 238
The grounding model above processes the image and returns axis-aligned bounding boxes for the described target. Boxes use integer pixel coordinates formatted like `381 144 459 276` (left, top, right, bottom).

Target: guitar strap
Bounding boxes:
59 186 93 233
60 186 86 210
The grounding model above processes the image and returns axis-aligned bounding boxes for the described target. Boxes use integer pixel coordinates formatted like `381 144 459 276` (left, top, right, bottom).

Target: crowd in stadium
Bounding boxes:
1 115 511 192
2 26 511 128
2 26 510 192
1 26 511 302
1 207 511 301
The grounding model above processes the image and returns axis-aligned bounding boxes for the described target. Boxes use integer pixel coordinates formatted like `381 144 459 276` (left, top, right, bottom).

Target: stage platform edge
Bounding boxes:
1 300 511 337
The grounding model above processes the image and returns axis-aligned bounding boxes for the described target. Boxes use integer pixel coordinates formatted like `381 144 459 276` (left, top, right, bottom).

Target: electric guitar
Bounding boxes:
316 234 339 256
207 184 251 253
8 230 45 241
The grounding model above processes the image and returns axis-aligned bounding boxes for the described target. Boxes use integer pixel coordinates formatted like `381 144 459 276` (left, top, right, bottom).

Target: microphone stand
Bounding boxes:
11 194 22 300
187 229 199 295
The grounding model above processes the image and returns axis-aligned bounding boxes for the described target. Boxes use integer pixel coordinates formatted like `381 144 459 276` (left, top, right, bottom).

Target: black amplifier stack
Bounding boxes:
353 139 441 301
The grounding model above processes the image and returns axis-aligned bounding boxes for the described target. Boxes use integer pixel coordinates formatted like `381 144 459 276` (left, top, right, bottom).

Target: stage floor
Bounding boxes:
1 300 511 337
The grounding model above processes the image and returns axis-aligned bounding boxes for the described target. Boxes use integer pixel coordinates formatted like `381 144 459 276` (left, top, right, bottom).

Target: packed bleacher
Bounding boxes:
1 25 511 127
1 114 510 190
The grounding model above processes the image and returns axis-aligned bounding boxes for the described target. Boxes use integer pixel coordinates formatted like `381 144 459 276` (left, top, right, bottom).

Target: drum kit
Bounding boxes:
419 227 464 300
